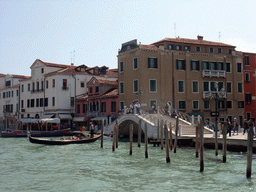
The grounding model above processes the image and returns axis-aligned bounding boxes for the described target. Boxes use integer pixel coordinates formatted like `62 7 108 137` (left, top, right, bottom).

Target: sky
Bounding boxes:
1 0 256 76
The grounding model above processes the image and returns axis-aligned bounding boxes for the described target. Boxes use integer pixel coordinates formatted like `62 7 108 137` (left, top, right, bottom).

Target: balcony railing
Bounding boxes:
203 91 227 99
86 111 99 117
62 86 69 90
31 89 44 93
202 70 226 78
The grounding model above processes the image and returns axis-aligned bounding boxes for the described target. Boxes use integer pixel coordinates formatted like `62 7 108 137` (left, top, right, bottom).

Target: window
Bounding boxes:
89 87 93 94
36 99 39 107
46 80 49 89
148 58 158 69
3 92 5 98
81 82 84 87
83 104 87 113
246 93 252 104
210 48 214 53
52 97 55 106
227 101 232 109
191 60 200 71
196 47 201 52
245 56 250 66
41 68 44 73
133 80 138 93
237 63 242 72
36 81 39 91
238 83 243 93
192 81 198 93
28 84 30 91
5 80 11 87
31 99 34 108
111 101 116 113
120 61 124 72
16 90 18 96
176 59 186 70
150 79 157 92
238 101 244 108
204 100 210 110
229 49 232 54
218 48 222 53
95 86 99 93
245 73 250 82
77 104 80 114
184 46 190 51
176 45 182 51
32 82 35 91
226 63 231 72
22 84 24 92
218 82 224 91
41 81 43 90
133 58 138 69
202 61 210 70
168 45 174 50
179 101 186 110
227 82 232 93
12 91 13 97
193 101 199 110
120 101 124 111
44 98 48 107
63 79 67 89
52 79 55 88
70 97 74 106
203 82 209 91
218 101 225 109
119 82 124 94
27 99 30 108
40 98 44 107
101 102 106 113
21 100 24 108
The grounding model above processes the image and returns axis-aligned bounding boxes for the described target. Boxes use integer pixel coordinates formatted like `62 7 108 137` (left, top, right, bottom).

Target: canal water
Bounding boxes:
1 137 256 192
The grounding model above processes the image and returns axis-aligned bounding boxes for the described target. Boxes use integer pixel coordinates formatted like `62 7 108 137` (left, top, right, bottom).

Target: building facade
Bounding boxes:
118 36 244 124
75 76 119 129
243 52 256 120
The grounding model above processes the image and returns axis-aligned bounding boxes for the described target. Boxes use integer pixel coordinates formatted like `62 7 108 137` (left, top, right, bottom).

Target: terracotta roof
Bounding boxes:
140 44 159 50
37 59 71 68
102 88 118 97
0 73 6 77
0 84 20 91
96 78 118 86
10 74 30 79
152 37 236 48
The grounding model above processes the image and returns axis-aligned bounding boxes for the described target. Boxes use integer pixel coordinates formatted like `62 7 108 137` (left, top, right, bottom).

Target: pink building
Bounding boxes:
75 77 119 130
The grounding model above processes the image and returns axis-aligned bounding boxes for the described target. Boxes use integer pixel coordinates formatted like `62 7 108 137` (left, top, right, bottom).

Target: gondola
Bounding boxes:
29 134 101 145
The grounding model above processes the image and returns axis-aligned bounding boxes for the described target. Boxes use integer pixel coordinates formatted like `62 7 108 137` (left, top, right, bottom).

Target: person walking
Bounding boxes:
243 119 249 135
233 118 239 135
90 122 95 138
227 118 232 137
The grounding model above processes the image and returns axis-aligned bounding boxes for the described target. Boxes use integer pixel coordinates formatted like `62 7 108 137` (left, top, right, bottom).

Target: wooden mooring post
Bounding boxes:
246 126 254 178
145 123 148 158
101 119 104 148
165 124 170 163
222 123 227 163
160 119 164 150
130 124 133 155
112 123 117 152
174 116 179 153
138 119 141 148
200 120 204 172
195 121 199 158
169 122 173 151
116 119 118 149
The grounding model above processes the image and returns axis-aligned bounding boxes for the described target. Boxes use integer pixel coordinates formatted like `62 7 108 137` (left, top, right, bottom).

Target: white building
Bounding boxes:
0 74 30 129
19 59 117 128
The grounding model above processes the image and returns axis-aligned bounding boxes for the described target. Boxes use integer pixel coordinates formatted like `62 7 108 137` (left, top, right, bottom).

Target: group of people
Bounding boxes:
127 101 141 114
226 118 255 137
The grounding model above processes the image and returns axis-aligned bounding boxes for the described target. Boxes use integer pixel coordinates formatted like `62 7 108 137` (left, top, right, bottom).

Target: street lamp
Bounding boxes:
209 81 225 156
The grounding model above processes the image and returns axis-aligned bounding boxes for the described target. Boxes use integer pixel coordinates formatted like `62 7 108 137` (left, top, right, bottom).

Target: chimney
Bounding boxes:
71 63 74 66
197 35 203 40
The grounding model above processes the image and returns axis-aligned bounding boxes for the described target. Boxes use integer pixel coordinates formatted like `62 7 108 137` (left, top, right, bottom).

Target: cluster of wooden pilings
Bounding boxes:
99 118 254 179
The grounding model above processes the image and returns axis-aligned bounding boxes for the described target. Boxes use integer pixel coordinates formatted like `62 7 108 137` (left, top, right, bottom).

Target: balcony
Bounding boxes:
202 70 226 78
31 89 44 93
62 86 69 90
203 91 227 99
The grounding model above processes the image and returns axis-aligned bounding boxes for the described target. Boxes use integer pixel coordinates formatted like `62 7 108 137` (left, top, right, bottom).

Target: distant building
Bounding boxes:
118 36 244 124
243 52 256 121
75 76 118 130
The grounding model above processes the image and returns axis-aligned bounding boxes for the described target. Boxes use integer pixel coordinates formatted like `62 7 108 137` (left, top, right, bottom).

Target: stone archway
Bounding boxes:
118 119 145 139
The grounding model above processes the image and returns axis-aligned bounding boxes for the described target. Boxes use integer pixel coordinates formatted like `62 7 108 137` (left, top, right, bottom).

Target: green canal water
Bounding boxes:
1 137 256 192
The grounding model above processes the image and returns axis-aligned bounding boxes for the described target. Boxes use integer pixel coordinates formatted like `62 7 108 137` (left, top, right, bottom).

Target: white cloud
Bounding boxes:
224 39 256 53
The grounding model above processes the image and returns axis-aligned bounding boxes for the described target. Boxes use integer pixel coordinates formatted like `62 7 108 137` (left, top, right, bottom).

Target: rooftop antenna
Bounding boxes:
218 32 221 42
73 51 75 65
70 52 72 64
174 23 176 38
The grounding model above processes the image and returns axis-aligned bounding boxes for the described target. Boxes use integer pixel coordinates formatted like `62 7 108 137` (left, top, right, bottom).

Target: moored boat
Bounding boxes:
29 134 101 145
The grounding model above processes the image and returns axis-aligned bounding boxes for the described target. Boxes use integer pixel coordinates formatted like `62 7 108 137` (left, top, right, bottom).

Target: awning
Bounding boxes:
40 118 60 124
59 114 72 120
41 114 55 118
188 113 204 116
73 117 85 122
20 118 40 123
91 116 107 121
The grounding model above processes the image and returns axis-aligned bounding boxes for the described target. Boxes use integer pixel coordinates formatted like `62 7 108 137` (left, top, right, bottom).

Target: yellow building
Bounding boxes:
117 36 244 124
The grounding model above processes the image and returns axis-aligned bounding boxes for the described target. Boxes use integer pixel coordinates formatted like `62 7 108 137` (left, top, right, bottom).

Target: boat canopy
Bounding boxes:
20 118 40 123
39 118 60 124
